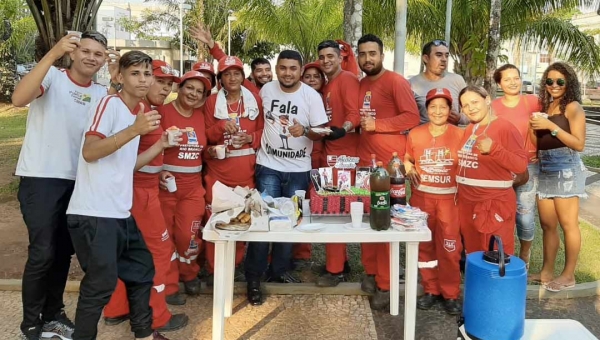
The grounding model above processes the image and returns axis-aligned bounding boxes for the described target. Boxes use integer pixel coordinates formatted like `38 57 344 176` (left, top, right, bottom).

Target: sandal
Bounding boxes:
527 273 550 285
543 281 576 292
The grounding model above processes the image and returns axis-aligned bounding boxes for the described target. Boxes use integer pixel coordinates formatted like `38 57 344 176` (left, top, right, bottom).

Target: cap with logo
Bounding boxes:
425 87 452 106
152 60 181 83
179 71 212 92
192 61 216 87
218 56 244 74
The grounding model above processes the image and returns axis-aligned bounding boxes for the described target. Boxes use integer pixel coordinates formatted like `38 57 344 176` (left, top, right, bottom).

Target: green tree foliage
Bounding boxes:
363 0 600 84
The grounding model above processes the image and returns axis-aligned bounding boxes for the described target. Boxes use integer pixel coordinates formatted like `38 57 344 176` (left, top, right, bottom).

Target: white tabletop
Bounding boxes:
459 319 597 340
203 215 431 243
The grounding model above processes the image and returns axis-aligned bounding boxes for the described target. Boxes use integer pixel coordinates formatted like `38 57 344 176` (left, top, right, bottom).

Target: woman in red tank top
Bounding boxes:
528 62 587 292
158 71 211 302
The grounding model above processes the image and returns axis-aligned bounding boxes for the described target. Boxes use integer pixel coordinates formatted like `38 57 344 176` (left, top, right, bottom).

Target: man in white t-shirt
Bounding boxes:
67 51 174 340
11 31 116 340
409 40 468 125
246 50 329 305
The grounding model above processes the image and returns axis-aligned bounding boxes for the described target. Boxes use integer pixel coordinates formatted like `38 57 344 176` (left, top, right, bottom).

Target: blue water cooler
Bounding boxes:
461 236 527 340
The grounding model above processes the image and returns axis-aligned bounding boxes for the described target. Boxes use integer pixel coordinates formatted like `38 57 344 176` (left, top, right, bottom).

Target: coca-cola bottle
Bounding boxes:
390 163 406 206
370 161 391 231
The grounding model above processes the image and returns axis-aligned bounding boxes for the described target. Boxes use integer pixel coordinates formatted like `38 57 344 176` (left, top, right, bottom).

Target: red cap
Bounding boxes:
218 56 244 73
303 61 324 77
192 61 215 76
179 71 212 92
425 88 452 106
152 60 181 83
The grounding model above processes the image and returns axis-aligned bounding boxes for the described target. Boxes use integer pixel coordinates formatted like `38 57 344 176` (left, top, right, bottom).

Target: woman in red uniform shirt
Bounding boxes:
158 71 211 303
456 85 527 255
202 56 264 281
405 88 463 314
104 61 188 331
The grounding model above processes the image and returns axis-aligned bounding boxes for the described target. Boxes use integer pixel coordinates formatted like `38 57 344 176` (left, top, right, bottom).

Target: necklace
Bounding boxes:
461 113 493 153
227 96 242 115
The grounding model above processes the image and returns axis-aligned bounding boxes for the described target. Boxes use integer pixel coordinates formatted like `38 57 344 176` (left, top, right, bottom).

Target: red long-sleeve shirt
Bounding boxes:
456 118 527 201
357 70 420 165
322 70 360 160
202 92 264 186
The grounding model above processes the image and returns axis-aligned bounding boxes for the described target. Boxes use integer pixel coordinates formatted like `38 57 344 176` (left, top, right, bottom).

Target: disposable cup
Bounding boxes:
350 202 364 228
215 145 226 159
167 129 180 146
231 134 244 149
67 30 82 41
165 177 177 193
294 190 306 199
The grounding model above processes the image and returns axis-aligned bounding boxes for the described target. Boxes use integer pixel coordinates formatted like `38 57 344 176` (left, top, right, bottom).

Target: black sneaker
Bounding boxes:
316 272 346 287
417 293 441 310
104 314 129 326
166 292 187 306
247 281 262 306
443 298 462 315
361 275 376 294
150 331 170 339
41 310 74 340
183 278 201 296
369 288 390 311
266 271 301 283
157 313 189 332
20 326 41 340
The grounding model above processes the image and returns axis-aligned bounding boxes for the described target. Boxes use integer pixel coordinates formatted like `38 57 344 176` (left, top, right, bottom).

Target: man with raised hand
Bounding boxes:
12 31 115 340
409 40 468 125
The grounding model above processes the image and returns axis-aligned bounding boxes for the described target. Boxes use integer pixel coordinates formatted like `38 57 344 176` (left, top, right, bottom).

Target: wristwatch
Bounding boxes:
550 129 559 137
303 125 310 137
109 81 122 91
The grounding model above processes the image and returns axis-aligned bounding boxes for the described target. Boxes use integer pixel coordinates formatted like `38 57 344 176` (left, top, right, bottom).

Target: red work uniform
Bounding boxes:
103 124 175 328
456 118 527 255
322 70 361 275
202 88 264 273
406 124 464 300
208 45 261 96
357 70 420 291
159 102 207 295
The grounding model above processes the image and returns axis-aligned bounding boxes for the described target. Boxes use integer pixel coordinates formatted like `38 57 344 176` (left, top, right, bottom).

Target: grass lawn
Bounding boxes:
0 105 26 200
582 155 600 169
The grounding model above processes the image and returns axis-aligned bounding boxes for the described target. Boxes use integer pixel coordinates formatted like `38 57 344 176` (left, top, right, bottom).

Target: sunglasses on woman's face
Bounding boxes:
545 78 566 87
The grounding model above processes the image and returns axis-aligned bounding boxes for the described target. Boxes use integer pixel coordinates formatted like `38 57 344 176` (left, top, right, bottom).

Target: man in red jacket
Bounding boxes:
356 34 420 310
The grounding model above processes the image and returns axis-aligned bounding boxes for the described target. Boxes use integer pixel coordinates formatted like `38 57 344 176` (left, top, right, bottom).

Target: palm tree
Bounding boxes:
364 0 600 85
344 0 363 50
26 0 104 66
485 0 502 94
234 0 343 63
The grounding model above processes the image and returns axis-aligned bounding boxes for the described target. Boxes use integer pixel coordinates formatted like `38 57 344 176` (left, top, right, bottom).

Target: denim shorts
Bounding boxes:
537 147 587 199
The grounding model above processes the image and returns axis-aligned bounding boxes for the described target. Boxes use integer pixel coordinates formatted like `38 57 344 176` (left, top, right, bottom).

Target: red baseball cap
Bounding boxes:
179 71 212 92
152 60 181 83
425 88 452 106
192 61 216 87
303 61 324 78
218 56 244 74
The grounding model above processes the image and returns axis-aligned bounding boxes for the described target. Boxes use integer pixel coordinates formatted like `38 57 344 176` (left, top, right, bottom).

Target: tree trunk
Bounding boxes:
343 0 363 51
484 0 502 97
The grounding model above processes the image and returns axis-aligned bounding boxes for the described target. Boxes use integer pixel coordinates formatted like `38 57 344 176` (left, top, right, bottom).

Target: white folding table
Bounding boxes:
458 319 598 339
202 214 431 340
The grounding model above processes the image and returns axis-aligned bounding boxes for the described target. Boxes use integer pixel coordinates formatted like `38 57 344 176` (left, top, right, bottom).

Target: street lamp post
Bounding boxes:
227 11 237 56
179 0 191 73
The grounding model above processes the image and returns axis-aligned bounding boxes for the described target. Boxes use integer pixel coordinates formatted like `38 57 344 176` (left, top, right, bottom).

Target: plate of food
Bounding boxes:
311 127 332 134
296 223 326 233
215 211 251 231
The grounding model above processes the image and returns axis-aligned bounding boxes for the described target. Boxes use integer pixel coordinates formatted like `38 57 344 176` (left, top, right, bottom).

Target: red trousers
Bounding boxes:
104 186 174 329
458 194 516 256
293 243 312 260
361 243 390 290
410 192 462 299
203 171 247 274
160 182 205 295
325 244 349 273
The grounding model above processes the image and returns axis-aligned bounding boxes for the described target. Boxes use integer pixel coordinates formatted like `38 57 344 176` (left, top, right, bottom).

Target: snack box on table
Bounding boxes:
309 186 370 215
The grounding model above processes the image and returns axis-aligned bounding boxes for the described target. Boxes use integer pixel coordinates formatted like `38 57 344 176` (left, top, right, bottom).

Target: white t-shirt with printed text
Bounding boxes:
16 66 107 180
257 81 328 172
67 95 140 219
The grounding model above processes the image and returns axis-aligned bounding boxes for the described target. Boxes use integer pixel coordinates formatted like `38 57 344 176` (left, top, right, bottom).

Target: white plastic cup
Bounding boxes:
165 177 177 192
350 202 364 228
215 145 226 159
231 134 244 149
167 129 180 146
294 190 306 199
67 30 82 41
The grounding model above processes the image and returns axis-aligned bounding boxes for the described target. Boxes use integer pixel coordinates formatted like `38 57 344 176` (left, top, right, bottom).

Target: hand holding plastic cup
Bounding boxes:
231 133 244 149
215 145 226 159
531 112 548 119
165 177 177 192
350 202 364 228
166 127 181 146
67 30 82 42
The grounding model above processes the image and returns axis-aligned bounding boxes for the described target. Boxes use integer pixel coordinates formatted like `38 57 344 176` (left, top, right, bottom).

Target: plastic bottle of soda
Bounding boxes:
370 153 377 171
390 163 406 206
370 161 391 231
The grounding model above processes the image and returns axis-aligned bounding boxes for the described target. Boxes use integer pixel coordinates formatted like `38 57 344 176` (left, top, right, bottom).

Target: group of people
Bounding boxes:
12 22 586 340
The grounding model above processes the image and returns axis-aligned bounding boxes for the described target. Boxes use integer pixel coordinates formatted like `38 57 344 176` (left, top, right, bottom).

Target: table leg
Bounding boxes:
404 242 419 340
389 242 400 316
212 241 227 340
224 240 236 317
